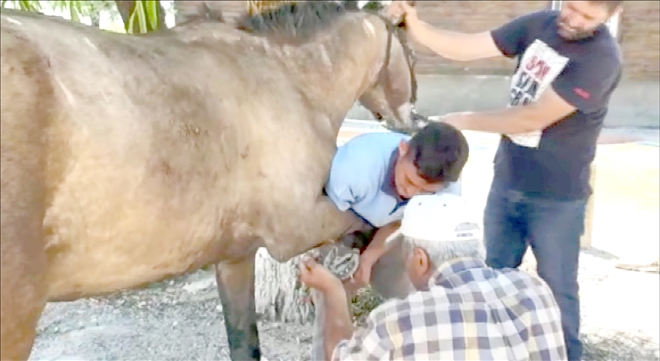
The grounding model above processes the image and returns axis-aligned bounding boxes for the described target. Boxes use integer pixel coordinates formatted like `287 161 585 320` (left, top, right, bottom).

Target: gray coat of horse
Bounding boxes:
0 2 419 360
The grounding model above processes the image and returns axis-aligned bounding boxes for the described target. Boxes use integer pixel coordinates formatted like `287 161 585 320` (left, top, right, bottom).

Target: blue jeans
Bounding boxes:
484 186 587 361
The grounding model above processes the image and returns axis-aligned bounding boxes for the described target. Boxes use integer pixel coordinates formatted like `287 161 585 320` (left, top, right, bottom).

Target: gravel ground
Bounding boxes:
29 250 659 361
29 268 316 361
29 129 659 361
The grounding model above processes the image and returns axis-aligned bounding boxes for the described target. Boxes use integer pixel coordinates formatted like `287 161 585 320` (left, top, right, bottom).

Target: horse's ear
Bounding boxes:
175 1 225 25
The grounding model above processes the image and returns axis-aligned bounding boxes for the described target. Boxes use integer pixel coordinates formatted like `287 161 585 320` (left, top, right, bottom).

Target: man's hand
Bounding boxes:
429 112 474 130
299 256 343 294
386 1 419 27
345 252 377 294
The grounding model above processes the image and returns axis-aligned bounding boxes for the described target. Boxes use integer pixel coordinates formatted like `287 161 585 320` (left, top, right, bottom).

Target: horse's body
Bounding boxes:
0 2 417 360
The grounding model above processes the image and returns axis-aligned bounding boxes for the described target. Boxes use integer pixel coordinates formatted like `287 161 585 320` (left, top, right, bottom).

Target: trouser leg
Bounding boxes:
526 196 587 361
483 186 528 269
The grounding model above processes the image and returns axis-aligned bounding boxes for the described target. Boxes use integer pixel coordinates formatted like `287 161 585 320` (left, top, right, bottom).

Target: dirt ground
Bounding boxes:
29 253 660 361
29 128 659 361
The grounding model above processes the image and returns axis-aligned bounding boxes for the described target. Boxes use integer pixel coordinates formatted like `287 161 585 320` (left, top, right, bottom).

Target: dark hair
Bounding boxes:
235 1 350 43
407 122 469 183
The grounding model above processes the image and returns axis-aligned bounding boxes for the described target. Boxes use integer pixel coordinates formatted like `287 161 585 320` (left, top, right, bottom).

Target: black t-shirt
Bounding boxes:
490 10 623 200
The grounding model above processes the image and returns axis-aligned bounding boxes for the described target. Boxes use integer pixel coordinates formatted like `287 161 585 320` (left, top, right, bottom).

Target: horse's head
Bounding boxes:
353 1 426 134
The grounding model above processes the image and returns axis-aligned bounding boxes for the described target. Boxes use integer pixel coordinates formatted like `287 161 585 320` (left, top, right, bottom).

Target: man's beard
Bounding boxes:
556 18 597 41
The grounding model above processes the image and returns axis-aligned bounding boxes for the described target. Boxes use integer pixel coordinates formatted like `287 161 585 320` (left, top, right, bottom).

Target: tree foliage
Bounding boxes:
0 0 163 33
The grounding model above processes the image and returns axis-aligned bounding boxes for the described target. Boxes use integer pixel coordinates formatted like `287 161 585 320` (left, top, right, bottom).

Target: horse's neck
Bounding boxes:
273 14 384 134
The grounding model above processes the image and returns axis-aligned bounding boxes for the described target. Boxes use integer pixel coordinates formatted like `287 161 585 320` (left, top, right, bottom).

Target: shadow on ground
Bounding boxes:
583 332 660 361
582 247 620 261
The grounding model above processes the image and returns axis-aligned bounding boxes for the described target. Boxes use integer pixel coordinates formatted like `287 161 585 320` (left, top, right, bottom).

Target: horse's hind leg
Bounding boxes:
1 26 52 361
0 135 49 360
215 252 261 361
0 241 47 361
0 126 49 360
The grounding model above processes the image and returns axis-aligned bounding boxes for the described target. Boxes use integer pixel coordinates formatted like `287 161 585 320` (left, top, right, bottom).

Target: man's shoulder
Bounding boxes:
436 264 557 304
527 9 560 21
491 266 551 289
331 132 408 173
365 267 558 323
515 9 559 32
574 29 622 69
365 290 437 329
338 132 410 152
485 267 560 307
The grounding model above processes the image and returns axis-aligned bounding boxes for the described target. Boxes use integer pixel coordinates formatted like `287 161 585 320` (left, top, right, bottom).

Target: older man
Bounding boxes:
388 2 623 359
300 192 567 361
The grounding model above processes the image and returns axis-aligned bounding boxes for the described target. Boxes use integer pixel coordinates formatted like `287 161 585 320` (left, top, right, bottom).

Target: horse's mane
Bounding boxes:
234 1 362 42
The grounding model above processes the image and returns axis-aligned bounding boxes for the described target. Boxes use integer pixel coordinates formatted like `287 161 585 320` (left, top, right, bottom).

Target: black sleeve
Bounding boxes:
490 11 548 58
551 51 622 114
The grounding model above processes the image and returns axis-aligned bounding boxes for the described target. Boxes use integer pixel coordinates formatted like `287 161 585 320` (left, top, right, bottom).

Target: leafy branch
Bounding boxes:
1 0 164 34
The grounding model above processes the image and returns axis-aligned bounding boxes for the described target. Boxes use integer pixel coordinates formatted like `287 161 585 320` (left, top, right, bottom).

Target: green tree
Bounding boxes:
1 0 164 33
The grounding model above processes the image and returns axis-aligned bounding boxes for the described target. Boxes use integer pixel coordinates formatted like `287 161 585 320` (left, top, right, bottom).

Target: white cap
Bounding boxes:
393 192 482 244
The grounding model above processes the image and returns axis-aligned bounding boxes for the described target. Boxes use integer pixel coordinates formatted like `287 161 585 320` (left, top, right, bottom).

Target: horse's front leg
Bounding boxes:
215 252 260 361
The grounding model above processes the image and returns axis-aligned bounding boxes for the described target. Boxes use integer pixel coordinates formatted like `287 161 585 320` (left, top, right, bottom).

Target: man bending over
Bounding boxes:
301 192 567 361
324 122 468 293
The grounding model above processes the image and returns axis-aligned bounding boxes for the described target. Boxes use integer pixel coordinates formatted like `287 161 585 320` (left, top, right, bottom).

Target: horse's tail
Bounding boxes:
0 21 52 361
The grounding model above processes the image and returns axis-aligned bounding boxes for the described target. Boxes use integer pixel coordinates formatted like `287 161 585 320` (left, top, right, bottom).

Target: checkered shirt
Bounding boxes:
331 257 567 361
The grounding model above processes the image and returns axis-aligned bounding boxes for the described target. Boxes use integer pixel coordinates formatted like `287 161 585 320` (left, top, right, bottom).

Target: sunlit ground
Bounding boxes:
455 130 660 263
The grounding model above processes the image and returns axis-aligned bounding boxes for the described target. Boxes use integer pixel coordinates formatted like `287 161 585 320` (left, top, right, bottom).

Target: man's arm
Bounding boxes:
324 155 365 213
391 3 542 61
319 287 354 361
361 221 400 261
437 54 623 134
328 301 395 361
405 22 502 62
436 87 577 134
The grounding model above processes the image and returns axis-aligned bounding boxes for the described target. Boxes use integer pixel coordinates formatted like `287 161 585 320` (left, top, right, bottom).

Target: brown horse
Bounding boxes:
0 1 419 360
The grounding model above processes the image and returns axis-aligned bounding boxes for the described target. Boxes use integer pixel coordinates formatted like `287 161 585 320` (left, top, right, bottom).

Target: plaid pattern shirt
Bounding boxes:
331 257 567 361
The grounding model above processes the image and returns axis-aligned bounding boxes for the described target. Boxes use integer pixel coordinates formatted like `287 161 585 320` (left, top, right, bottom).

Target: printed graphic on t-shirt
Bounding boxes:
507 39 569 148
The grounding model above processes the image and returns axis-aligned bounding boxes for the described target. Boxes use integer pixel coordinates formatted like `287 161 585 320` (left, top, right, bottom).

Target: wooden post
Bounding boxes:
580 162 597 249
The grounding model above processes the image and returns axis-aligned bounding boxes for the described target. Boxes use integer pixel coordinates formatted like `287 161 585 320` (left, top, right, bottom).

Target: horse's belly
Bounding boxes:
42 174 244 301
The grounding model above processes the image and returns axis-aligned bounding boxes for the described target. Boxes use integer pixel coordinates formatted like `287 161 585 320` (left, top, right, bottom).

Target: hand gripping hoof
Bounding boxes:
308 243 360 281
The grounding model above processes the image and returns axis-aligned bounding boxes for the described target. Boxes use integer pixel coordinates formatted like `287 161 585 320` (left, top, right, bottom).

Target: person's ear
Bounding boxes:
412 246 431 275
398 140 409 157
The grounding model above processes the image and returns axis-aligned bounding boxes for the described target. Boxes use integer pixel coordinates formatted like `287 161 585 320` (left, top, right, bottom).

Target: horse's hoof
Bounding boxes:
308 243 360 281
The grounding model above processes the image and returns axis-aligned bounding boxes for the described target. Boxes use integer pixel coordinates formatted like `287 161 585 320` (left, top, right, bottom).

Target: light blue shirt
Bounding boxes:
324 132 461 228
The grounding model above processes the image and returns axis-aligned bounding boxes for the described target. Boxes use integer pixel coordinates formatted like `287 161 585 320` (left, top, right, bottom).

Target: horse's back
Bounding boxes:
0 10 275 298
0 8 337 301
0 15 52 361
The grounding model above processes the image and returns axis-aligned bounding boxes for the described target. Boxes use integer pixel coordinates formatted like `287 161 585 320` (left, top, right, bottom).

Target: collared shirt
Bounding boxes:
331 257 567 361
325 132 461 228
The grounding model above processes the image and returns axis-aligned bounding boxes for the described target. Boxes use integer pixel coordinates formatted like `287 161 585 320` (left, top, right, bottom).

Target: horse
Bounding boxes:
0 1 419 360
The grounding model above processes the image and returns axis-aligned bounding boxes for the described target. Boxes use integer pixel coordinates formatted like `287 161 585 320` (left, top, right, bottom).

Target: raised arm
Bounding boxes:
407 25 501 62
387 1 538 61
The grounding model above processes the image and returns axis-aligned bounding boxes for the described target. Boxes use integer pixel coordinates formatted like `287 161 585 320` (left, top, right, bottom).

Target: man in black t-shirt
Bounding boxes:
388 1 623 360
